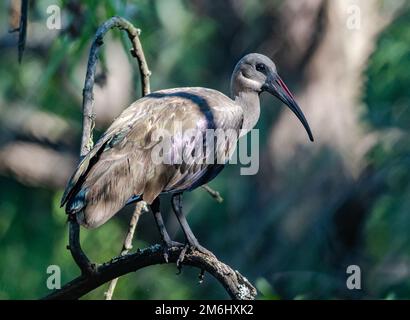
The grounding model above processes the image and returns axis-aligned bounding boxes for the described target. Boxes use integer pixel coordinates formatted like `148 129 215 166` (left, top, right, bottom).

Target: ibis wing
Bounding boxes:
61 99 170 227
60 99 152 208
161 125 238 193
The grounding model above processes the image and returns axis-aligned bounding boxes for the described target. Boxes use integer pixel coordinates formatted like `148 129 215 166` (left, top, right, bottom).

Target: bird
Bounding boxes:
61 53 313 256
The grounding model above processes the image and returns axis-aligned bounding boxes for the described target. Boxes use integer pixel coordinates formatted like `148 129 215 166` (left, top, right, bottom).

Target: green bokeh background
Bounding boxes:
0 0 409 299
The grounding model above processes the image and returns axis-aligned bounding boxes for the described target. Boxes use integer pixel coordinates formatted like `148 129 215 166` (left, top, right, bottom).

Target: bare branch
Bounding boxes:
67 215 96 275
202 184 224 203
9 0 29 63
44 245 257 300
80 16 151 157
104 202 148 300
18 0 28 63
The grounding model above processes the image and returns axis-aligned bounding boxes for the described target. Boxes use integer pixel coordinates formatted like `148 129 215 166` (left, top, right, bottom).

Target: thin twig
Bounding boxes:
104 202 148 300
202 184 224 203
44 245 257 300
9 0 28 63
18 0 28 63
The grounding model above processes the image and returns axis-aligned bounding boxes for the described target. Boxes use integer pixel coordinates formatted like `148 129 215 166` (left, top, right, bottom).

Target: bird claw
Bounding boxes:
176 241 215 269
176 244 189 268
198 269 205 284
163 249 169 263
163 241 184 263
192 243 215 257
186 237 215 257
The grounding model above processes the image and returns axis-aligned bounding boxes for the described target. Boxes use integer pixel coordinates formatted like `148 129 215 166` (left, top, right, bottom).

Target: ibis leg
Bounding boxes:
171 193 213 256
150 198 182 256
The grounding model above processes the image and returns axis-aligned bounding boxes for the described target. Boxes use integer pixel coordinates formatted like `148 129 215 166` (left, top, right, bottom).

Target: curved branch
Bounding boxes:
43 245 257 300
80 16 151 157
68 16 151 276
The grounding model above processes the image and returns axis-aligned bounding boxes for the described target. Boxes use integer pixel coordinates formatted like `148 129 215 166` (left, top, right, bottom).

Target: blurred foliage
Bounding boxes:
0 0 260 300
0 0 409 300
363 9 410 298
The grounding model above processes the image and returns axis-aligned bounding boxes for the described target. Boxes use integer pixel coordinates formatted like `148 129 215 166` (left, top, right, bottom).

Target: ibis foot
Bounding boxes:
176 236 215 266
162 240 184 263
172 193 215 263
186 235 215 257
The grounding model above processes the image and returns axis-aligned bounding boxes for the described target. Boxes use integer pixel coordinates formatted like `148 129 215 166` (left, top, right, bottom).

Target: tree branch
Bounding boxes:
9 0 28 63
202 184 224 203
80 16 151 157
44 245 257 300
60 16 256 300
17 0 28 63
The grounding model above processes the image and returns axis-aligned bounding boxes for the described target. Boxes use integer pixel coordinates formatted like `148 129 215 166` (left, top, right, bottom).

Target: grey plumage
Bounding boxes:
61 53 313 229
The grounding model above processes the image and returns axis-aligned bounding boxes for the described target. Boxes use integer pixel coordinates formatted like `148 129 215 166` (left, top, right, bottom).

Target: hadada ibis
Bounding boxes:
61 53 313 254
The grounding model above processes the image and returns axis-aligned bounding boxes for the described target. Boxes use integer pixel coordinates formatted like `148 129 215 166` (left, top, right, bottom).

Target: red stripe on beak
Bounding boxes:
266 75 314 142
276 77 295 100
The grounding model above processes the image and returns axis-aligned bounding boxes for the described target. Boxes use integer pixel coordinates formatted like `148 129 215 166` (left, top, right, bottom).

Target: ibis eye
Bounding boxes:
256 63 266 72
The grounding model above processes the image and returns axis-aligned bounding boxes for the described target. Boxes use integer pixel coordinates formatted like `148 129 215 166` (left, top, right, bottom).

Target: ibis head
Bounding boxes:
231 53 314 142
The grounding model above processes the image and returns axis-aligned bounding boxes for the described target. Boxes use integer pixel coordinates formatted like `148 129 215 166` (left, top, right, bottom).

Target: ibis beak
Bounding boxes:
264 76 314 142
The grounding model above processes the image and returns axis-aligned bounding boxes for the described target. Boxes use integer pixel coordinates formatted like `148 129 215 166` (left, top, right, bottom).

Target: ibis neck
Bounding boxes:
233 90 260 134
